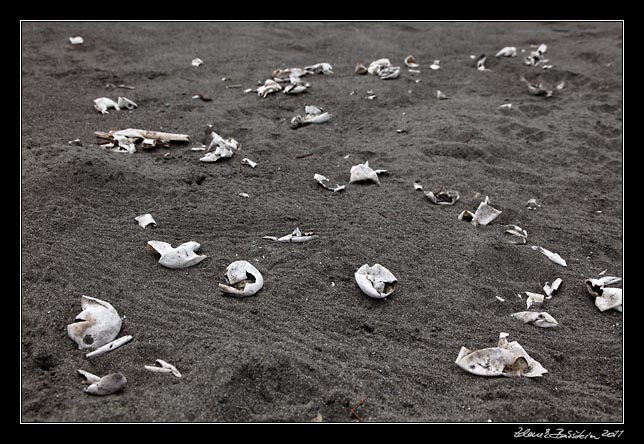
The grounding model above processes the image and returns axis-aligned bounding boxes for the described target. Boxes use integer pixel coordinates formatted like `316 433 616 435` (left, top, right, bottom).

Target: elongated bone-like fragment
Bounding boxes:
263 227 317 243
85 335 133 358
314 174 345 192
144 359 182 378
531 245 567 267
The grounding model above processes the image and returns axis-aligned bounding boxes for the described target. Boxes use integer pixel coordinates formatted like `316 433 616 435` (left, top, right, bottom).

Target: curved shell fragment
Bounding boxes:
135 213 157 228
81 371 127 396
470 197 502 226
67 295 122 350
511 311 558 328
455 332 547 377
69 36 84 45
379 66 400 80
436 90 448 100
531 245 567 267
525 291 545 309
219 260 264 297
355 263 398 299
94 97 120 114
257 79 282 97
585 276 622 312
504 224 527 244
349 161 383 185
147 240 207 269
314 173 345 192
424 189 460 205
191 58 203 67
367 58 391 75
496 46 517 57
543 278 562 298
117 97 138 110
404 55 419 68
303 63 333 75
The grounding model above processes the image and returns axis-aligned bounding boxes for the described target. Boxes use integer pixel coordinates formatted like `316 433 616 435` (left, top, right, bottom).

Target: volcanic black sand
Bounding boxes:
21 21 623 422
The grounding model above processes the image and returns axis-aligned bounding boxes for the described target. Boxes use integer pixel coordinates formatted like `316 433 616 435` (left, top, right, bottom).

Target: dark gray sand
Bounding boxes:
21 21 623 422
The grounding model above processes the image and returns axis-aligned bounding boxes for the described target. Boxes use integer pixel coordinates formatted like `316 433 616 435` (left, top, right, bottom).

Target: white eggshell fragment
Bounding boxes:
543 278 562 299
219 260 264 297
94 97 120 114
84 372 127 396
404 55 419 68
67 296 123 350
314 173 345 192
525 291 545 309
263 227 317 243
504 224 528 244
144 359 182 378
496 46 517 57
69 36 84 45
455 332 547 378
585 276 622 312
135 213 157 229
191 58 203 67
355 264 398 299
511 311 559 328
424 189 460 205
147 241 207 269
85 335 133 358
117 97 138 110
350 161 382 185
471 197 502 226
531 245 567 267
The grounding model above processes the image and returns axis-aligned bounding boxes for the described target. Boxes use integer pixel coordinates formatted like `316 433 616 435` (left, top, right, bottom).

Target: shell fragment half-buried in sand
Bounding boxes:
462 196 501 226
349 161 386 185
314 174 345 192
67 295 123 350
263 227 317 243
355 264 398 299
496 46 517 58
585 276 622 312
219 260 264 297
511 311 559 328
135 213 157 229
78 370 127 396
424 189 460 205
147 241 207 269
455 332 547 378
144 359 182 378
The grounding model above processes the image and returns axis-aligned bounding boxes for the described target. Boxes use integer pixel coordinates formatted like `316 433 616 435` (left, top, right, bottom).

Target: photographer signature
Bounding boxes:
514 427 624 439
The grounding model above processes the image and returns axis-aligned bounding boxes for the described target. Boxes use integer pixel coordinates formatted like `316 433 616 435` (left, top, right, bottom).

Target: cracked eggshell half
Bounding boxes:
67 296 122 350
355 264 398 299
219 260 264 297
147 241 207 269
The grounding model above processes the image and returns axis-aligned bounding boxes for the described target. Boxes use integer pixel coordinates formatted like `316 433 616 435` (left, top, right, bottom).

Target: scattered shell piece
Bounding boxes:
458 210 475 222
86 335 133 358
413 182 423 191
303 63 333 75
135 213 157 229
521 76 553 97
95 128 190 154
511 311 558 328
355 264 398 299
239 193 249 198
455 332 547 377
429 60 440 70
408 69 421 74
241 158 257 168
69 36 84 45
349 161 385 185
192 94 212 101
543 278 562 299
256 79 282 97
424 189 460 205
144 359 182 378
147 240 207 269
524 44 548 66
67 296 123 350
219 260 264 297
311 412 323 422
283 82 309 95
117 96 138 110
314 174 345 192
525 291 545 309
495 296 505 302
94 97 119 114
191 58 203 67
78 370 126 396
436 90 448 100
263 227 317 243
556 81 566 90
355 62 368 75
290 108 331 129
496 47 517 58
585 276 622 312
404 55 419 68
305 105 323 115
200 131 239 162
191 147 206 151
531 245 567 267
526 198 540 210
476 55 488 71
367 58 392 75
499 103 513 110
68 138 82 146
469 196 502 226
379 66 400 80
504 224 528 244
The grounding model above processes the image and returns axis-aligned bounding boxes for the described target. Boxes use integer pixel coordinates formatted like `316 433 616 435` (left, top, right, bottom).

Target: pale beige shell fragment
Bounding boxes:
355 62 368 75
527 198 540 210
117 97 138 110
404 55 419 68
135 213 157 229
496 46 517 57
531 245 567 267
458 210 475 222
355 264 398 299
499 103 513 110
424 189 460 205
201 131 239 162
525 291 545 309
543 278 562 299
305 105 323 115
191 58 203 67
144 359 182 378
69 36 84 45
585 276 622 312
147 241 207 269
219 260 264 297
455 332 547 377
290 109 331 129
504 224 528 244
470 197 502 226
511 311 558 328
94 97 120 114
429 60 440 70
349 161 384 185
86 335 133 358
556 81 566 90
367 58 391 75
436 90 448 100
379 66 400 80
79 370 127 396
263 227 317 243
303 63 333 75
67 296 123 350
257 79 282 97
314 174 345 192
241 158 257 168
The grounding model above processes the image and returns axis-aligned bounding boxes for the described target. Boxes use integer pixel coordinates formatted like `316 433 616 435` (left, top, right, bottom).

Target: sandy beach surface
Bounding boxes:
21 21 622 423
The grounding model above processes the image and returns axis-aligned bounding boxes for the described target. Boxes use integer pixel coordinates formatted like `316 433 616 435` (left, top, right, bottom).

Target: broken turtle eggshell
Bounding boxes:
525 291 545 309
511 311 559 328
471 197 502 226
263 227 317 243
424 189 460 205
367 58 392 75
350 161 382 185
531 245 567 267
67 296 122 350
83 371 127 396
585 277 622 312
191 58 203 67
455 332 547 378
404 55 419 68
355 62 368 75
135 213 157 229
495 46 517 57
117 97 138 110
436 90 448 100
379 66 400 80
69 36 84 45
504 224 528 244
543 278 562 299
303 63 333 75
219 260 264 297
93 97 120 114
355 264 398 299
144 359 182 378
147 241 207 269
314 173 345 192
